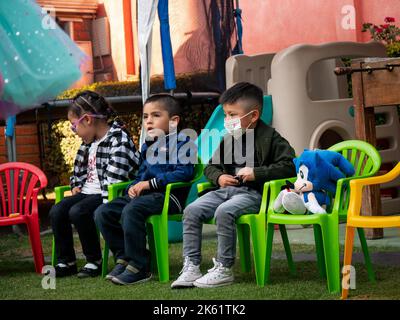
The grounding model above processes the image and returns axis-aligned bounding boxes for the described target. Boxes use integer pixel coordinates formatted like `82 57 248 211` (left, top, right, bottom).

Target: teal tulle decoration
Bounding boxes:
0 0 88 119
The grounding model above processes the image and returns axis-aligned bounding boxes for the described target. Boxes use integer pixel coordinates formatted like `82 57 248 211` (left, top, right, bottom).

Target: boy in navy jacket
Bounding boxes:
95 94 195 285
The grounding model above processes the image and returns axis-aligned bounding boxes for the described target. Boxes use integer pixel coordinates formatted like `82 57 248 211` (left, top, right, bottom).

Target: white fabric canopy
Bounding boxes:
138 0 159 147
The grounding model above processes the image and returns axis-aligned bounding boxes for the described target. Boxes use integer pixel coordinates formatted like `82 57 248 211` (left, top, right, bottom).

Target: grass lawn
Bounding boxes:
0 231 399 300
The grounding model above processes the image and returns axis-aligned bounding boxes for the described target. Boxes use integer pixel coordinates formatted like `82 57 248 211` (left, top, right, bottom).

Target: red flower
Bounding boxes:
363 17 399 45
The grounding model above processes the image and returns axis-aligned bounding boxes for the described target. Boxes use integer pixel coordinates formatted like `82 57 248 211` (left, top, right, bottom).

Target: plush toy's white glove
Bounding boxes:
282 192 307 215
273 190 288 213
305 202 327 214
304 193 327 214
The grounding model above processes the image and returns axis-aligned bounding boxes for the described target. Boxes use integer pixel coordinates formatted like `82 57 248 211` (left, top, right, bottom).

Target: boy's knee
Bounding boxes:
182 204 194 220
94 204 107 225
214 206 235 224
121 201 148 225
183 204 202 223
121 203 133 218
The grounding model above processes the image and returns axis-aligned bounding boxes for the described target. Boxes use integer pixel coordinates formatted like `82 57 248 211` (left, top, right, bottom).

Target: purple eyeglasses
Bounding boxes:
70 114 106 133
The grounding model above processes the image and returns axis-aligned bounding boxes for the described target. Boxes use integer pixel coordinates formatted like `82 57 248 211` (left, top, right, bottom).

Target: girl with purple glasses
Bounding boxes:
49 90 139 278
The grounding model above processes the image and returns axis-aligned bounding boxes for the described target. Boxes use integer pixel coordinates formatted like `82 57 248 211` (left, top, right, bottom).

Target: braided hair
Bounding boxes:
68 90 129 134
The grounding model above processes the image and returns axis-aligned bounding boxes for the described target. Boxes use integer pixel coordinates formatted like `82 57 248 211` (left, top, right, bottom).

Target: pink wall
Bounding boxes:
358 0 400 42
240 0 400 55
99 0 128 81
150 0 215 76
103 0 400 80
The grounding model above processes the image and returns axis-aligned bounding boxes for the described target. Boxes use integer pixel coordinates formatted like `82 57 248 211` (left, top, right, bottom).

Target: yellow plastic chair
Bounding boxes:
341 162 400 300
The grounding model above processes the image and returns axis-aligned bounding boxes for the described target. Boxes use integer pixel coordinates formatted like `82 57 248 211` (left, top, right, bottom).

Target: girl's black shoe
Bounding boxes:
55 263 78 278
77 262 102 278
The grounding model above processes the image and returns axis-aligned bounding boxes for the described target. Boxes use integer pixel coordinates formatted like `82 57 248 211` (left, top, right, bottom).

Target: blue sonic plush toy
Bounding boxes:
274 149 355 215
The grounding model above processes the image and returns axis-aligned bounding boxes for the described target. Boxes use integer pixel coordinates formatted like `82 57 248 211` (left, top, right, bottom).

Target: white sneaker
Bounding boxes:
282 192 307 215
193 258 234 288
171 257 202 288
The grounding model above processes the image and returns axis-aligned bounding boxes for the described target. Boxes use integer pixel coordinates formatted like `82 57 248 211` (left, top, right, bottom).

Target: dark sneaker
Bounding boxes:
105 262 127 281
77 262 102 278
111 265 152 285
55 263 78 278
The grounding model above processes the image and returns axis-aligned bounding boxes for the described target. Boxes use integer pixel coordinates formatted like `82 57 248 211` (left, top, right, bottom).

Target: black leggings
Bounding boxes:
50 193 103 264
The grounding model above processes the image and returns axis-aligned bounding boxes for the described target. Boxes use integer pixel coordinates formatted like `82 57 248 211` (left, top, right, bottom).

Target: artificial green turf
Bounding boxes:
0 232 399 300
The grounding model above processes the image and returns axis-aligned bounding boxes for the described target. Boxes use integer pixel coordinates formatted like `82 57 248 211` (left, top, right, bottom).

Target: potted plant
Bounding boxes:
362 16 400 57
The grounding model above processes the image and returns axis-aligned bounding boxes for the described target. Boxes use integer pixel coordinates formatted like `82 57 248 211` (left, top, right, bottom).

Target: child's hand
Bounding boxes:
217 174 240 188
128 181 150 198
72 187 81 195
236 167 255 182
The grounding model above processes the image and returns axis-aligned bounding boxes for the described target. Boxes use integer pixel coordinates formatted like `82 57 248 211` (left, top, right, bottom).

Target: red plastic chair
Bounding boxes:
0 162 48 273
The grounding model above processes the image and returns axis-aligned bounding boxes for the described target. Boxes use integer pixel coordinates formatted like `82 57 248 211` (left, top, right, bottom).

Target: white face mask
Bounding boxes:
224 110 255 137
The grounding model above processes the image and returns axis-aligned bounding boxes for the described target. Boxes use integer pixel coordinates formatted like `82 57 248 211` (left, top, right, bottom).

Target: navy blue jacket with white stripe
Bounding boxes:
126 132 196 212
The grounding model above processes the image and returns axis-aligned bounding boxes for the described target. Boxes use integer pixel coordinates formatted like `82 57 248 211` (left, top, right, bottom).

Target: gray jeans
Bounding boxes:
182 186 262 268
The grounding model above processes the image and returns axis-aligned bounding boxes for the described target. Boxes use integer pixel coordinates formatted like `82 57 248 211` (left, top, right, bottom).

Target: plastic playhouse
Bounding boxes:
224 41 400 216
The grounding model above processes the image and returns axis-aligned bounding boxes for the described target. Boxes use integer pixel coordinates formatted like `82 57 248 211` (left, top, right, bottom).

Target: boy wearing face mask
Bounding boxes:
171 82 296 289
95 94 195 285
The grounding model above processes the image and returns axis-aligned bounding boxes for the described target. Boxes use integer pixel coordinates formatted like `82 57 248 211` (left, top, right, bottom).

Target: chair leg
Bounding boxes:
357 227 375 282
313 224 326 279
279 224 296 276
26 219 45 274
249 220 266 286
265 223 275 284
237 224 251 273
147 224 157 273
101 242 109 278
341 226 355 300
51 236 57 266
321 223 340 294
151 220 170 283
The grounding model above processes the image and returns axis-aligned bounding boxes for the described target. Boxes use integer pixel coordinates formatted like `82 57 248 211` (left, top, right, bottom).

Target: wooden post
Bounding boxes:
350 57 400 239
351 60 383 239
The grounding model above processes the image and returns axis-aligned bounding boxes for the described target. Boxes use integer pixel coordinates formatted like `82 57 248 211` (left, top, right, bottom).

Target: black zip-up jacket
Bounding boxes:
204 120 296 192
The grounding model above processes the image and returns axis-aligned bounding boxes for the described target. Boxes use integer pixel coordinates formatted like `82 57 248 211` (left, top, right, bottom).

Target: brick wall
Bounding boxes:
0 128 6 164
0 124 41 168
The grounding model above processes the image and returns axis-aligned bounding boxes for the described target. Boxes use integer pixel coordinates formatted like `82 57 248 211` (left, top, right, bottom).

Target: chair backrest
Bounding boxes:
327 140 381 214
192 161 204 182
328 140 381 177
348 162 400 224
0 162 47 217
196 95 273 165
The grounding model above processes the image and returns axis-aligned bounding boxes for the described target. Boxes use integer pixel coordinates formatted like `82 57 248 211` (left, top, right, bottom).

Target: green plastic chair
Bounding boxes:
265 140 382 293
51 185 103 267
102 162 204 282
196 180 295 287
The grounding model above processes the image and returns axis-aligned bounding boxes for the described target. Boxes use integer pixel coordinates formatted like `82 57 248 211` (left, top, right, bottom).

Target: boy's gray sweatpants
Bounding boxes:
182 186 262 268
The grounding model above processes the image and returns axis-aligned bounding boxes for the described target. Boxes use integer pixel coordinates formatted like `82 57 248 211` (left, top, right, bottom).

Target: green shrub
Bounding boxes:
43 106 213 188
42 121 82 186
387 42 400 57
41 72 219 187
57 72 218 100
43 103 215 187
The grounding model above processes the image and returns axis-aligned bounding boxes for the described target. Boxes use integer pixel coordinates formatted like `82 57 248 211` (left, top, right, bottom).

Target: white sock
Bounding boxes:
56 263 67 268
84 263 99 270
